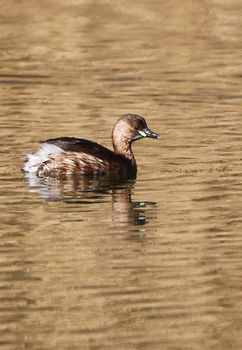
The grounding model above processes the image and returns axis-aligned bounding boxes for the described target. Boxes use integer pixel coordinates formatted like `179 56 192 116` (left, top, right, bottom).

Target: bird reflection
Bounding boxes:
112 185 156 226
24 174 157 226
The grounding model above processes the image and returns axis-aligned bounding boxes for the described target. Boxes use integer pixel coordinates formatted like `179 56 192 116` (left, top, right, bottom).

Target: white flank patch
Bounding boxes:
23 143 63 173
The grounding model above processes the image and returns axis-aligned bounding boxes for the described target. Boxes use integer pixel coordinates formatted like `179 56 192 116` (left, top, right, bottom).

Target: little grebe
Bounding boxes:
23 113 159 178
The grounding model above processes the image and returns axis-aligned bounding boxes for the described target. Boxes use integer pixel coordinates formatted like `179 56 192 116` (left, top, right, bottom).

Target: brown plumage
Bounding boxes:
23 113 159 179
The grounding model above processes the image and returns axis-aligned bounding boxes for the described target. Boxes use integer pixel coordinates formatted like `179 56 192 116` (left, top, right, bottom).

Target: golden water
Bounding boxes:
1 1 242 349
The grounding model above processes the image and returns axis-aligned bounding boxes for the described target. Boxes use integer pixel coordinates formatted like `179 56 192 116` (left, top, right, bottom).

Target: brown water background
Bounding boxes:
1 1 242 349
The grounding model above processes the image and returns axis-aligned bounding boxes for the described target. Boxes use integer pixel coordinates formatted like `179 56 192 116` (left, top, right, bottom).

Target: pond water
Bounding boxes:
1 1 242 349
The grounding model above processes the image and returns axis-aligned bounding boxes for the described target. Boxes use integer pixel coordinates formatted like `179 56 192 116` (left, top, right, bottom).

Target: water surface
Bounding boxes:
1 1 242 349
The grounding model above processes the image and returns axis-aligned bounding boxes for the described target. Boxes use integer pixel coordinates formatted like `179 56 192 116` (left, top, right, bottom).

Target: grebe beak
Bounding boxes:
138 128 160 139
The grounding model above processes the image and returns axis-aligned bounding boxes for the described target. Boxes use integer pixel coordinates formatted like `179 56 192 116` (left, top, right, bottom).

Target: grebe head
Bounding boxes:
112 114 159 155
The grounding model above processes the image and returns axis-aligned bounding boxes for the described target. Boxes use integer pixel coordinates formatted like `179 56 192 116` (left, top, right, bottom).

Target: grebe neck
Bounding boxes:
112 137 135 162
